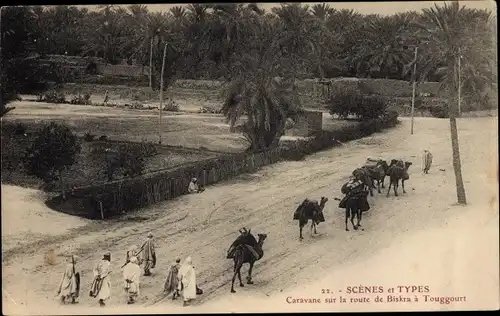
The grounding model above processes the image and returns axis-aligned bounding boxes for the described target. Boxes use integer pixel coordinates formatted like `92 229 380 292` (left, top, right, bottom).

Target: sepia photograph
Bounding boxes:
1 1 498 314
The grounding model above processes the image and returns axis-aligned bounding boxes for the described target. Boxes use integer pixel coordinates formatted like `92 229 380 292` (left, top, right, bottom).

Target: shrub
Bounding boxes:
70 93 92 105
84 132 95 142
429 105 449 118
39 90 67 104
128 101 144 109
326 87 362 119
140 140 159 157
199 106 222 114
327 88 388 120
14 122 27 136
116 143 146 178
358 94 388 120
23 122 81 195
101 143 148 181
163 99 180 112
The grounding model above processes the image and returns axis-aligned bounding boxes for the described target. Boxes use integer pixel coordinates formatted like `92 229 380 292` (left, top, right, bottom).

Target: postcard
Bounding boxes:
1 2 498 314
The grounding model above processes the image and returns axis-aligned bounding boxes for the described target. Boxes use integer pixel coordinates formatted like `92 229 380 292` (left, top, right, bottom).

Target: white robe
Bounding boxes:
93 259 111 301
178 263 196 300
123 262 141 295
57 263 78 298
188 181 199 193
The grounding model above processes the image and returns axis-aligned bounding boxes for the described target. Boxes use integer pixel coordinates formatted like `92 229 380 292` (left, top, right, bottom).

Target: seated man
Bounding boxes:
226 228 259 260
188 178 205 194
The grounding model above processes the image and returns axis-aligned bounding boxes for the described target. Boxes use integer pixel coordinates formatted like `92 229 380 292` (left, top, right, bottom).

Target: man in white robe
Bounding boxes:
188 178 205 194
56 255 80 304
177 256 197 306
140 232 156 276
89 252 112 307
422 149 433 174
123 256 141 304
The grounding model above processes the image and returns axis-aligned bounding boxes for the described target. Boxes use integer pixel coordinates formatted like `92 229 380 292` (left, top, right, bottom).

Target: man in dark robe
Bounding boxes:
226 228 260 261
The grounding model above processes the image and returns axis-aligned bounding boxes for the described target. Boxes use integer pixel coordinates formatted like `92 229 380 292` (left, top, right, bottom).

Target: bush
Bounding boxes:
39 90 67 103
84 132 95 142
101 142 149 181
163 99 180 112
23 122 81 193
14 122 27 136
327 88 388 120
429 104 449 118
128 101 144 109
140 140 159 157
116 143 146 178
70 93 92 105
326 87 362 119
358 94 388 120
199 106 222 114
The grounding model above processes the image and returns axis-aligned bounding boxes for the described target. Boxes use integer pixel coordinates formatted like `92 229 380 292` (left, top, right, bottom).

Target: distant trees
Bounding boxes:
0 3 495 120
0 4 493 82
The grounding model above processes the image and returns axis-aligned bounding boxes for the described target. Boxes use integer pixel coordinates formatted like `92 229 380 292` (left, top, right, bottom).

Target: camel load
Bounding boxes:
293 197 328 240
227 228 261 261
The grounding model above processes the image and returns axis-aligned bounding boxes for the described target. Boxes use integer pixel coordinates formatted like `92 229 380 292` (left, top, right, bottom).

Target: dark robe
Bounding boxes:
227 232 260 260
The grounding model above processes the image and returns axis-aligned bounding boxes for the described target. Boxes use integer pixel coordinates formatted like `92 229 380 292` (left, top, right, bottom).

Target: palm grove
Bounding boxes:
1 2 497 204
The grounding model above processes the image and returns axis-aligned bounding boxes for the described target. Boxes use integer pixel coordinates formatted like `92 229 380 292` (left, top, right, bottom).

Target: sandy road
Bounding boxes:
2 117 498 314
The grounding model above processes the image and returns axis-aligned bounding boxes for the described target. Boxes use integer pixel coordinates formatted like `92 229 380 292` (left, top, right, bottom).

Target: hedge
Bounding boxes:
48 111 400 219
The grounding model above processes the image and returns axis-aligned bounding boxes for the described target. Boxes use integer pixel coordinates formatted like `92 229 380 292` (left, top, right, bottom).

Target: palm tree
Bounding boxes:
351 14 415 78
169 6 187 20
222 17 302 152
411 1 496 205
272 3 316 82
309 4 341 79
311 3 334 22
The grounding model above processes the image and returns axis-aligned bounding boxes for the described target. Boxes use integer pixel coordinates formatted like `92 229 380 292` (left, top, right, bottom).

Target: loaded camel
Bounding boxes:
362 158 390 193
227 228 268 293
293 197 329 240
386 160 413 197
336 178 371 231
352 167 377 196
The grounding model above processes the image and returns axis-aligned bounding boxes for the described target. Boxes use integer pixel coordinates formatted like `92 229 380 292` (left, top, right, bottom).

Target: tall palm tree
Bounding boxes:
222 15 302 152
169 6 187 20
351 14 415 78
411 1 495 205
311 3 334 22
272 3 316 81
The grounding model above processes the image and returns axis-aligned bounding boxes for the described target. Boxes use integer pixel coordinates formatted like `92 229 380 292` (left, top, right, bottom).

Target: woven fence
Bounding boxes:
52 113 399 219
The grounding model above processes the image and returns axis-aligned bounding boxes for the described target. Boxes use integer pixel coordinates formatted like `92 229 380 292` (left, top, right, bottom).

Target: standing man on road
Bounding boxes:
56 255 80 304
140 232 156 276
90 252 112 307
123 256 141 304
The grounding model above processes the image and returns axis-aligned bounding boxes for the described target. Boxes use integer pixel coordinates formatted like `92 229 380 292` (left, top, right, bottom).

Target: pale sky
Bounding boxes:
74 1 496 16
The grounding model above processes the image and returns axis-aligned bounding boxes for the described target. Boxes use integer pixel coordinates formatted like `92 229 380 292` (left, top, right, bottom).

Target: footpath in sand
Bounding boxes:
2 117 498 314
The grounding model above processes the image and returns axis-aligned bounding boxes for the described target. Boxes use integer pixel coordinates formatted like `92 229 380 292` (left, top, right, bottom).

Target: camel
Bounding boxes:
335 189 370 231
293 197 329 241
362 159 390 193
352 167 377 196
386 160 413 197
229 232 267 293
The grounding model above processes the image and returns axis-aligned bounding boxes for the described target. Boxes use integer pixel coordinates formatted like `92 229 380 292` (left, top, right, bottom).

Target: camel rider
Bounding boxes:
226 228 260 260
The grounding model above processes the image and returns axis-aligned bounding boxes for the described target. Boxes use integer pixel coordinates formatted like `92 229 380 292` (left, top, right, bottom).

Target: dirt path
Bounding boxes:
2 117 497 314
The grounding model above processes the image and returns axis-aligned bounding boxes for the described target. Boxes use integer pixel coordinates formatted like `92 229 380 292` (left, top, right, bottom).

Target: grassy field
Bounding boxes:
1 98 354 191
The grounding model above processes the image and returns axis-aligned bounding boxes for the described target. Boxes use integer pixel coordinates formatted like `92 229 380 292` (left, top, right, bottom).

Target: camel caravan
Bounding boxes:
56 151 431 303
293 157 413 236
223 157 416 295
